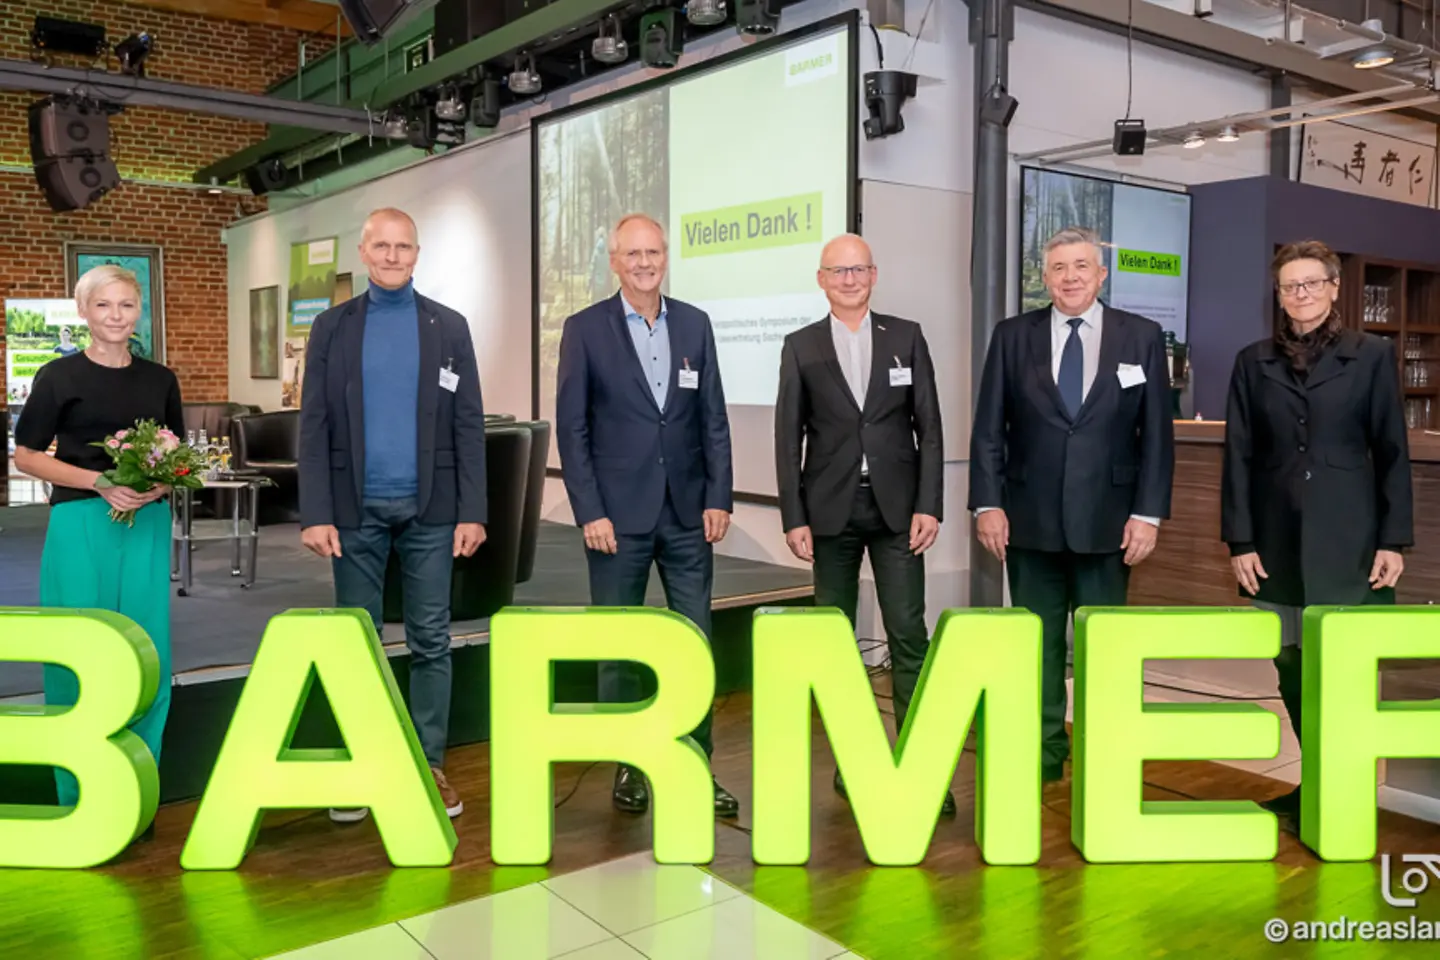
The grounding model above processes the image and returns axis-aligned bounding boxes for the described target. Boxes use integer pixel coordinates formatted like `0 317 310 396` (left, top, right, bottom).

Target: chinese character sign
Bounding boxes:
1300 120 1436 208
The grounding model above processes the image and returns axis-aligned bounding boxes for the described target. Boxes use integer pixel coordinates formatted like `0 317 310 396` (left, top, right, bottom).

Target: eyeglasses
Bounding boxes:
1278 278 1334 298
619 248 664 264
821 265 875 280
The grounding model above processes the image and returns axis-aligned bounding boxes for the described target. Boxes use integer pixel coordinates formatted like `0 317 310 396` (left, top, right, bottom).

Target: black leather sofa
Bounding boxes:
232 410 301 526
382 422 532 624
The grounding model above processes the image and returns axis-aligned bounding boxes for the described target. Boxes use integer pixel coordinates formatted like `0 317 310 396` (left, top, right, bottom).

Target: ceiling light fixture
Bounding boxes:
1217 125 1239 142
688 0 728 26
509 53 541 96
1183 131 1205 149
592 14 628 65
1353 48 1395 69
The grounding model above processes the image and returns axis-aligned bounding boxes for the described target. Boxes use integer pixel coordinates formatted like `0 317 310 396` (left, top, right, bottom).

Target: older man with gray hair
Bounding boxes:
555 212 740 819
968 226 1175 783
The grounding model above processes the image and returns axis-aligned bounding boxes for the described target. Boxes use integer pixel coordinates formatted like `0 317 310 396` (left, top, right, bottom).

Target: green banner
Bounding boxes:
286 238 337 338
1116 248 1183 277
680 192 823 259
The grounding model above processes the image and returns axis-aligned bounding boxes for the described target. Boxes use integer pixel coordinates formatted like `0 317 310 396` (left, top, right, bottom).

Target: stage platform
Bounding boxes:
0 505 814 804
4 683 1440 960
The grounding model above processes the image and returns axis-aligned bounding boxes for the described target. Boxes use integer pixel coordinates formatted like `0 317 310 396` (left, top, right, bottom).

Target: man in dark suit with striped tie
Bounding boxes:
968 226 1175 783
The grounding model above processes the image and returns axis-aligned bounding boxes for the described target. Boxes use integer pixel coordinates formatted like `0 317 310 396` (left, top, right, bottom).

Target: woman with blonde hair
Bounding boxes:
13 264 184 821
1221 239 1412 831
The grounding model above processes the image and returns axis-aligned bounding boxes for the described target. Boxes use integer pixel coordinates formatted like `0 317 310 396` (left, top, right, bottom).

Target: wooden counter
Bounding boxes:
1130 421 1440 606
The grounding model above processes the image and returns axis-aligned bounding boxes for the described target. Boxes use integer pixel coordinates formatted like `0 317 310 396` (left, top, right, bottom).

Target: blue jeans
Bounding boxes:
334 498 454 767
585 493 715 757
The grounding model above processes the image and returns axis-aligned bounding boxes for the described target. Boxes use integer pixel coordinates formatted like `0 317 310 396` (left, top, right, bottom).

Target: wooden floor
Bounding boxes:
5 681 1440 960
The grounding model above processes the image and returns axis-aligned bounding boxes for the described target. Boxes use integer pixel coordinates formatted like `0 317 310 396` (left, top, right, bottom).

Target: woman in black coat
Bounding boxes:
1221 239 1413 828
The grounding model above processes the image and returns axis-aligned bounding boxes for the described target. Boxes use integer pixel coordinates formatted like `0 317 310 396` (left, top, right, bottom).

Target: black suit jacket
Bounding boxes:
775 314 943 537
968 304 1174 553
1221 330 1412 606
298 290 487 530
555 294 732 535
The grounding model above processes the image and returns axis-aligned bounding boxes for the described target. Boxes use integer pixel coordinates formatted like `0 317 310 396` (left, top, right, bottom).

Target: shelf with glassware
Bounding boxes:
1339 254 1440 430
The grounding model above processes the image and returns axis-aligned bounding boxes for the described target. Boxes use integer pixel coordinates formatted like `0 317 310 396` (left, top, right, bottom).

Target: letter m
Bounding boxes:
752 607 1041 866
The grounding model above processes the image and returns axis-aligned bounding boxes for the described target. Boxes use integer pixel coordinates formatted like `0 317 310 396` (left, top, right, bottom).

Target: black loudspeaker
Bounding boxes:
243 158 291 195
433 0 507 55
338 0 419 46
28 97 110 159
34 155 120 212
1113 118 1148 156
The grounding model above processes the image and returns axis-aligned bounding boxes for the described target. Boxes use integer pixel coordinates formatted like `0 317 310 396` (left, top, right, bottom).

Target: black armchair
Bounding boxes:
381 423 533 624
514 420 550 584
233 410 300 526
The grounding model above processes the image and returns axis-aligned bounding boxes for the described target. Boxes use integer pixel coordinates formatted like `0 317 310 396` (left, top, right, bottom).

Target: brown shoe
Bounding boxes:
432 766 463 818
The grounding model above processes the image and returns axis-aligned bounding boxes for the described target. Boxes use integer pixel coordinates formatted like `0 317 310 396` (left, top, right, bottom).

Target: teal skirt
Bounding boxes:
39 497 172 806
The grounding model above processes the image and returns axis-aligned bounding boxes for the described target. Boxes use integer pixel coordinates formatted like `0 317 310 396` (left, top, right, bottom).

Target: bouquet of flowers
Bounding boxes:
91 418 207 525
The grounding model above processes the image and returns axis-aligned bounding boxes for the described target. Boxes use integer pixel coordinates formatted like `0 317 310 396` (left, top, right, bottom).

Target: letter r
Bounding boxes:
0 608 160 868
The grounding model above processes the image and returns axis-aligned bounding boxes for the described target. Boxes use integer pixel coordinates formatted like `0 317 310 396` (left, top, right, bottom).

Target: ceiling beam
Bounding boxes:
118 0 351 36
1025 0 1440 125
195 0 624 183
0 57 373 137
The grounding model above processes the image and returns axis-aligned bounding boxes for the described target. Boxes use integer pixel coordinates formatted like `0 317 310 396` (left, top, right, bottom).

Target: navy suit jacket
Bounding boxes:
298 290 487 530
556 293 733 535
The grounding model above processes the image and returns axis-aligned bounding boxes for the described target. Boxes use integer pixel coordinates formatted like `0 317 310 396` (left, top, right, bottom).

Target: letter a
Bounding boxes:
181 610 456 869
752 607 1042 866
489 607 715 865
0 608 160 868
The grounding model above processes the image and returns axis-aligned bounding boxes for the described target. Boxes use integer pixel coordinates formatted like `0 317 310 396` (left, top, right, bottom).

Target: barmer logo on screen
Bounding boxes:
786 36 839 86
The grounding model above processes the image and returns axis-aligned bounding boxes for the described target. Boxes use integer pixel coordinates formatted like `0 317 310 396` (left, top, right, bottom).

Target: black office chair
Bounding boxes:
381 424 532 624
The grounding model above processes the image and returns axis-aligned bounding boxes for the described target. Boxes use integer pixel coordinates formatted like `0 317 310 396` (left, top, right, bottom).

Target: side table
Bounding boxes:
171 477 263 597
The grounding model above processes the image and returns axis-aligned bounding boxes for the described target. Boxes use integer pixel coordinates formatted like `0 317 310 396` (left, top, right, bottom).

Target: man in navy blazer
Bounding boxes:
556 212 739 818
299 207 487 822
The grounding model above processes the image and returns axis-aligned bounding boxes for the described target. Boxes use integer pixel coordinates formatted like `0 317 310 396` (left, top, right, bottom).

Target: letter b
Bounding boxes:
0 608 161 868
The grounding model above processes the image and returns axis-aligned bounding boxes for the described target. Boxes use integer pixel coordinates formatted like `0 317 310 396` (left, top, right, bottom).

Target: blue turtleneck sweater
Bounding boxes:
362 280 420 499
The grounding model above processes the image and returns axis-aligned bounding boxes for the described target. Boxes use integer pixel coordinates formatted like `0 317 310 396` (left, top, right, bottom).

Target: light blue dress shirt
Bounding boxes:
622 294 671 412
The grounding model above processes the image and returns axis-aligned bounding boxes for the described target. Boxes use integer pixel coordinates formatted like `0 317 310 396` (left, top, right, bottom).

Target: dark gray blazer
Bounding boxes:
298 290 487 529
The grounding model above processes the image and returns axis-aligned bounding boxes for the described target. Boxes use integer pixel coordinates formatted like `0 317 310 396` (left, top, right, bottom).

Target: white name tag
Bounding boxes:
439 368 459 393
1117 363 1146 389
889 367 913 387
678 369 700 390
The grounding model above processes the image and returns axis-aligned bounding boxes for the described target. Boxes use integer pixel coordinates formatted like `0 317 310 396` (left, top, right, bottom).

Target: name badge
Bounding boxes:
889 367 912 387
439 368 459 393
678 369 700 390
1116 363 1145 389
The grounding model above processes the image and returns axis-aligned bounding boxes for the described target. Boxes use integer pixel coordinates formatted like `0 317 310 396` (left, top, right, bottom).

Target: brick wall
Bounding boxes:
0 0 337 402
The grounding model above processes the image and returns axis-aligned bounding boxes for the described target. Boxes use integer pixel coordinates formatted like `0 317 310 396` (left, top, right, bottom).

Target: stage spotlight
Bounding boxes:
736 0 781 35
380 110 409 139
592 14 628 65
640 9 683 69
688 0 728 26
114 32 153 76
471 76 501 128
509 53 541 96
434 82 466 122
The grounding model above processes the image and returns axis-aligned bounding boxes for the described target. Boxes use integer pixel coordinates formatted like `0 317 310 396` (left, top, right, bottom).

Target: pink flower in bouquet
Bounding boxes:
121 443 133 450
157 429 179 451
106 438 121 449
114 429 129 440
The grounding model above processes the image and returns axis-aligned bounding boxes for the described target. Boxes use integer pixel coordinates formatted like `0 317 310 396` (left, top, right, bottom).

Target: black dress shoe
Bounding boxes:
1042 760 1065 783
713 779 739 818
1261 786 1301 835
940 791 957 819
613 764 649 814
